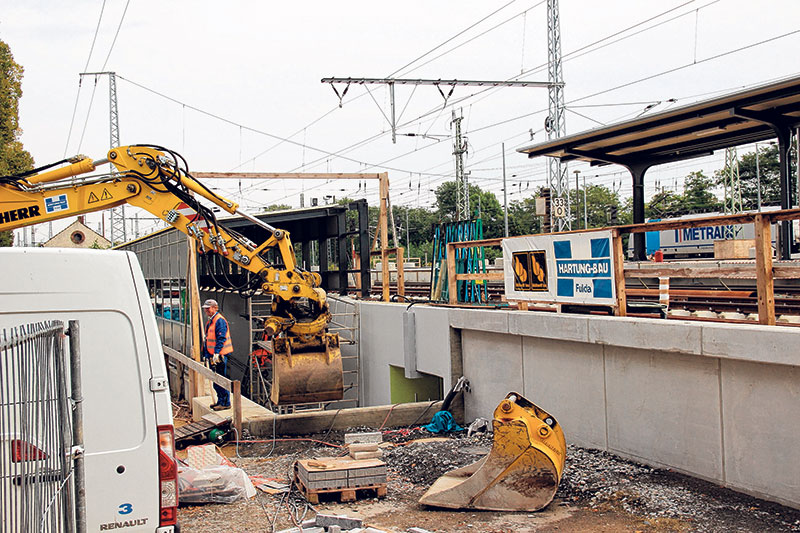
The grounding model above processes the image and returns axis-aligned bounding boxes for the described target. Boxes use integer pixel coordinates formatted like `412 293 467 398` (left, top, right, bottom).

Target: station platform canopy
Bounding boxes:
518 74 800 259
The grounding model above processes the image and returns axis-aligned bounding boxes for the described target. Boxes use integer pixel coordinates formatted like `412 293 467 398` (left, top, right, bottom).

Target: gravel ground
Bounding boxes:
177 428 800 532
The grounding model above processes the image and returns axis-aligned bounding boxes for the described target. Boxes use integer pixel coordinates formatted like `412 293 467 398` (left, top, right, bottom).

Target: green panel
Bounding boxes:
389 365 443 404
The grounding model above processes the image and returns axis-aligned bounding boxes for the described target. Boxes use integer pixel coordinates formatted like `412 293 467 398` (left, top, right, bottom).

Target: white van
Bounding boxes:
0 248 179 532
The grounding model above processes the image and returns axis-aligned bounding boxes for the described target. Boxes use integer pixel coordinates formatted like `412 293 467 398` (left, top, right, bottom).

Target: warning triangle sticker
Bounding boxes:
88 192 100 203
100 189 113 201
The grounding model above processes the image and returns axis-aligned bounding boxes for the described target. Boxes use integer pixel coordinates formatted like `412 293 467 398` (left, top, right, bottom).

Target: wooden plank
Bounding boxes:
187 237 204 403
232 381 242 439
193 172 382 180
624 262 800 279
455 271 505 281
451 237 504 249
754 214 776 325
164 346 232 389
379 174 390 302
447 242 457 304
612 231 627 317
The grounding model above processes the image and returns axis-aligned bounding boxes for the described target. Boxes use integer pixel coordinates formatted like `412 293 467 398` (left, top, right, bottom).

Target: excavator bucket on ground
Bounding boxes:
419 392 566 512
270 333 343 405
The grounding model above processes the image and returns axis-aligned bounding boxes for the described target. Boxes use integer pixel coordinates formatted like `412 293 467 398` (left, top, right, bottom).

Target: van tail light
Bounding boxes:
11 440 47 462
157 425 178 526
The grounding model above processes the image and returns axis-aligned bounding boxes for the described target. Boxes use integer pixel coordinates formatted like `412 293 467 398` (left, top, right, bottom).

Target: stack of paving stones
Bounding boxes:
278 515 434 532
346 431 382 460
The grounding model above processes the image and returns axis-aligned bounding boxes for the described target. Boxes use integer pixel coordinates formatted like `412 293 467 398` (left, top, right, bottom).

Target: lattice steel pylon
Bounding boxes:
107 72 126 243
722 146 743 214
545 0 570 231
80 71 127 243
452 109 469 220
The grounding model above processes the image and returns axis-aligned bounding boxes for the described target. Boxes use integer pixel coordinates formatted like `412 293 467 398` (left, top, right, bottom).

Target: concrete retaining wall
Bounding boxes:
356 300 800 509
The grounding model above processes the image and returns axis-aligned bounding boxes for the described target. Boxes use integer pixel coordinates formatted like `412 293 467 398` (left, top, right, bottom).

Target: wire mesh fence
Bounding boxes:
0 321 79 533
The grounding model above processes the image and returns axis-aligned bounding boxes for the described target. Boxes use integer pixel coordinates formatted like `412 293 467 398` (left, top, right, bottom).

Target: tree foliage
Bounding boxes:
0 39 34 246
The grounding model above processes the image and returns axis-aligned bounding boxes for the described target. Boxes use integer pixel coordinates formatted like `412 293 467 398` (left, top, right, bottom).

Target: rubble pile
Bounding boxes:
382 436 491 486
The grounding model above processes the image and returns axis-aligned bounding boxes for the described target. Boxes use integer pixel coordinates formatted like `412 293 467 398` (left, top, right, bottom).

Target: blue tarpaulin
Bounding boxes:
424 410 463 434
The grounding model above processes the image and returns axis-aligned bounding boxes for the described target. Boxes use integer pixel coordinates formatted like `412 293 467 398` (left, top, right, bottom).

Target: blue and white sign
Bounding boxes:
503 230 617 305
44 194 69 214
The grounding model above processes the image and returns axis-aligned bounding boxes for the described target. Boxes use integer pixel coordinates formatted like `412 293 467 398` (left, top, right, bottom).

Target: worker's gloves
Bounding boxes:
211 353 222 365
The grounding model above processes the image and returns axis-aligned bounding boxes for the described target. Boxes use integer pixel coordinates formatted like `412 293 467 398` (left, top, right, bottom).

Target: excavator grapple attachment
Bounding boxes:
419 392 566 512
270 334 343 405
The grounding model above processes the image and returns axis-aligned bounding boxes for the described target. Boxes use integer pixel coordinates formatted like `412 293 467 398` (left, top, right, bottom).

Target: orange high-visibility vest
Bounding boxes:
205 313 233 356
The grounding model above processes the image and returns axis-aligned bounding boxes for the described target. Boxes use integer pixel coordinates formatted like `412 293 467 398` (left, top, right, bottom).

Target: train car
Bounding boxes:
628 210 788 260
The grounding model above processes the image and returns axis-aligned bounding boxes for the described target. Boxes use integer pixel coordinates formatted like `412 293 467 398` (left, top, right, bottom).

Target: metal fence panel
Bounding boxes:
0 321 80 533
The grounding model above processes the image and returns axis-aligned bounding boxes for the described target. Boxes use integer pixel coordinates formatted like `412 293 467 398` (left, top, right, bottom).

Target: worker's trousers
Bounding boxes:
211 357 230 407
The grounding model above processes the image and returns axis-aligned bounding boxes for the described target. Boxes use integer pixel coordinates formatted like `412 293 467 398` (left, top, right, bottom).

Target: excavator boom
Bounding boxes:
0 145 343 405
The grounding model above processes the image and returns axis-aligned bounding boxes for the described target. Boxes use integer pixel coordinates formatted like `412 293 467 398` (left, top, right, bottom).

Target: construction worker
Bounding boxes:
202 299 233 411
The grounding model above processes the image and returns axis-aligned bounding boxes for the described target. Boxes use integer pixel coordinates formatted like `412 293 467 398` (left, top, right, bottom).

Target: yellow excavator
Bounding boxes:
0 144 342 405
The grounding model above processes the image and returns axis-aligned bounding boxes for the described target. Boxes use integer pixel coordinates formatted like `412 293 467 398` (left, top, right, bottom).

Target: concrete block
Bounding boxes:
720 359 800 508
521 337 606 449
450 308 508 333
413 305 452 390
604 346 723 481
328 526 341 533
701 322 800 366
588 316 702 355
509 311 589 343
315 514 363 530
407 529 434 533
350 450 381 460
345 432 382 444
348 442 379 452
462 330 522 421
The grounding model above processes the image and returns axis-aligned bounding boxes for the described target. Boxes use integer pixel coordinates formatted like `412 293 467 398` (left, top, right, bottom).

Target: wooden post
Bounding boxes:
379 173 390 302
447 242 457 304
397 246 405 297
353 253 361 291
232 380 242 439
754 214 776 325
187 238 204 409
612 230 627 317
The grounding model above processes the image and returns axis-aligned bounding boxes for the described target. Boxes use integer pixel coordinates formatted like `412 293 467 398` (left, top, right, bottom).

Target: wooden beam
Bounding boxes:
232 381 242 440
163 345 231 389
451 237 504 249
193 172 382 180
187 238 204 405
612 230 627 316
447 242 457 304
397 246 405 297
754 214 776 325
379 174 390 302
455 271 505 281
625 262 800 279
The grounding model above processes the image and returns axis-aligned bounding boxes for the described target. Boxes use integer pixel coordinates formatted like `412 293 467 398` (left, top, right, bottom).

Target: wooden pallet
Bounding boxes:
174 415 230 448
295 475 387 504
294 457 387 504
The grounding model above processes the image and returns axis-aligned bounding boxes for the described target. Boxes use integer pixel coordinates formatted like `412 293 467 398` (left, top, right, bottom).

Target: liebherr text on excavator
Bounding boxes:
0 144 343 405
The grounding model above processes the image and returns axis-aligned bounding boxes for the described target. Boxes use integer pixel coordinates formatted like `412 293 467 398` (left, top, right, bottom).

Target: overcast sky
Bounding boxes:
3 0 800 241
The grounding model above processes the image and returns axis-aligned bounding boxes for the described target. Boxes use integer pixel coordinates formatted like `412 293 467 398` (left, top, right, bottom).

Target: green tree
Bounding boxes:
724 144 795 210
569 184 623 229
682 171 720 214
260 203 292 212
0 39 34 246
507 196 542 236
434 181 505 238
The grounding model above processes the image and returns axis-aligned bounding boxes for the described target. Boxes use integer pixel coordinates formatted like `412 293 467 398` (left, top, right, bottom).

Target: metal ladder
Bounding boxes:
326 295 360 410
247 292 273 406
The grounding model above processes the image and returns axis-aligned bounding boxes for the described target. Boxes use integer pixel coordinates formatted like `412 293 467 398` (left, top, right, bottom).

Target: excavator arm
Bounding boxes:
0 145 343 404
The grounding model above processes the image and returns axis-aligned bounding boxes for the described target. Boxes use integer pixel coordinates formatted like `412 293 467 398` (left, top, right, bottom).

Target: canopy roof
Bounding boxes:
518 75 800 168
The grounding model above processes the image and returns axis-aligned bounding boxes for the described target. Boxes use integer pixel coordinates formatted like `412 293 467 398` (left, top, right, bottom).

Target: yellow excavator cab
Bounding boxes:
419 392 566 512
